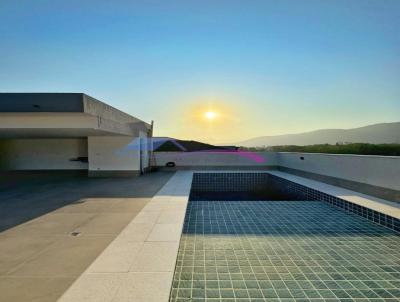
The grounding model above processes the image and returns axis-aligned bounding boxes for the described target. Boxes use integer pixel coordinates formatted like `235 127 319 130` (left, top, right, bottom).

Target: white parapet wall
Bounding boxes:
276 152 400 191
154 151 400 200
154 151 279 168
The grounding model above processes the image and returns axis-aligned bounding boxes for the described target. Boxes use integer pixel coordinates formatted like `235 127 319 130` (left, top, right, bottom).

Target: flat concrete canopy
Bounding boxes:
0 93 150 138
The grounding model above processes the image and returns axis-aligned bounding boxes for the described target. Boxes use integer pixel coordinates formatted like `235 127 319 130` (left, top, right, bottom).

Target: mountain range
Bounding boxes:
237 122 400 147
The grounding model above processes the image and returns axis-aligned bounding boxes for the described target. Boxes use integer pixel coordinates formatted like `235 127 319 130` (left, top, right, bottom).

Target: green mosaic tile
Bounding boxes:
170 200 400 302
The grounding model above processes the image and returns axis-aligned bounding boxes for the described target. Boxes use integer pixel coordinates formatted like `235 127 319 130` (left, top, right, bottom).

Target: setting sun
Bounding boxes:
172 99 250 143
204 111 217 120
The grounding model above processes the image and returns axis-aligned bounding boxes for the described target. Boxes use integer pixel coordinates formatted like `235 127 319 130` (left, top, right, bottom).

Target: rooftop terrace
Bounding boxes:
0 96 399 301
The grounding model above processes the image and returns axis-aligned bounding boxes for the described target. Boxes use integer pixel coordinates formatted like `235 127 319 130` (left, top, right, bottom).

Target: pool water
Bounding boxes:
170 200 400 302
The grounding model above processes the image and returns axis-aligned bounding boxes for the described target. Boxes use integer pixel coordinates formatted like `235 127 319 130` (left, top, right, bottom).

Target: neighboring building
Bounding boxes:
0 93 152 176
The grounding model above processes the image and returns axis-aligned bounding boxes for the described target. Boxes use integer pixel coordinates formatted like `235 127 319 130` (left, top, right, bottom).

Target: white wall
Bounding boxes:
155 151 278 167
88 136 140 172
0 138 88 170
276 152 400 191
155 151 400 191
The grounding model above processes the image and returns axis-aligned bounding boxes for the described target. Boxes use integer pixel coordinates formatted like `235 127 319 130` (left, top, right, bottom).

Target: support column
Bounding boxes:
88 136 140 177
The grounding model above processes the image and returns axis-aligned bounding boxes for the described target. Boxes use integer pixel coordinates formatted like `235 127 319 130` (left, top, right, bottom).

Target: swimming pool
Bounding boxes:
170 173 400 302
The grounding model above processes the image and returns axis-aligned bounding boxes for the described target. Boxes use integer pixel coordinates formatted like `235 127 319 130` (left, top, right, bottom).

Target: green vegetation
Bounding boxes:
240 143 400 156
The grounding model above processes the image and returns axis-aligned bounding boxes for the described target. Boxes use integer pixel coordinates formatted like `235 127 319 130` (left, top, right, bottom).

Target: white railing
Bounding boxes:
155 151 400 191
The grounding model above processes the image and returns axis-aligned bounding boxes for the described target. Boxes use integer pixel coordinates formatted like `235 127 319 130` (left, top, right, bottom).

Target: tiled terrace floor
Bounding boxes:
171 200 400 302
0 171 173 302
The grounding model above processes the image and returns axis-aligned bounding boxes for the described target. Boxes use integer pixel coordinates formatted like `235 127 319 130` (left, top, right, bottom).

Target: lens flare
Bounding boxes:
204 111 217 120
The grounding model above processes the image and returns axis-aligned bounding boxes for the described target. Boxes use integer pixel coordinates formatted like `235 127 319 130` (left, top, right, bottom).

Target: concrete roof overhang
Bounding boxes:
0 93 150 138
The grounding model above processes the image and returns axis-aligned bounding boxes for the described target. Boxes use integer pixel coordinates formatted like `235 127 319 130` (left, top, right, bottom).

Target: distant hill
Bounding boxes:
237 122 400 147
259 143 400 156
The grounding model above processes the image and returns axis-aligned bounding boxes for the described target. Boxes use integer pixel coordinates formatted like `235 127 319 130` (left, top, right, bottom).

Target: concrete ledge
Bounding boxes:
279 166 400 202
268 170 400 219
88 170 140 178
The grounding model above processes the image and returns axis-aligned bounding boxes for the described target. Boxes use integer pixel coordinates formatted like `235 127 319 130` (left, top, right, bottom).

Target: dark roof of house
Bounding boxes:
154 138 238 152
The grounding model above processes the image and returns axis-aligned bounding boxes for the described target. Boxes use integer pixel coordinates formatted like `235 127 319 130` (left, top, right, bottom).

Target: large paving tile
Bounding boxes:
157 210 186 224
56 198 150 214
112 272 173 302
58 273 124 302
142 201 186 212
150 197 188 205
9 236 114 277
75 213 135 235
150 196 174 202
87 241 143 273
55 198 116 213
0 236 54 275
129 241 179 272
0 276 74 302
107 198 149 213
3 213 94 236
117 222 155 242
131 210 160 224
146 223 183 242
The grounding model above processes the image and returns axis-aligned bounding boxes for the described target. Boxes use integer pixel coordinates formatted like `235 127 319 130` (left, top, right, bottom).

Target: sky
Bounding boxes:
0 0 399 144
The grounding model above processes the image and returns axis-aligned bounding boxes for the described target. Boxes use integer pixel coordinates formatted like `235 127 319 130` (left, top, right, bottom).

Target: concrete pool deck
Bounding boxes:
57 171 193 302
0 170 398 301
0 172 174 302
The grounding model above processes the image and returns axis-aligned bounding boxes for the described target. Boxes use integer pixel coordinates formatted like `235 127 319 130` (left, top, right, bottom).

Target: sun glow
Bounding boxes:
166 96 251 144
204 111 217 120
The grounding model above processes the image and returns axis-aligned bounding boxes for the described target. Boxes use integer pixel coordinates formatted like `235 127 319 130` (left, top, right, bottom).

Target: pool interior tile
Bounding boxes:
170 200 400 302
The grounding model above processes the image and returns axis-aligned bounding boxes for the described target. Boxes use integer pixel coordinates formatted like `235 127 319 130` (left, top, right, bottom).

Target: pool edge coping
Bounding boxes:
56 170 194 302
